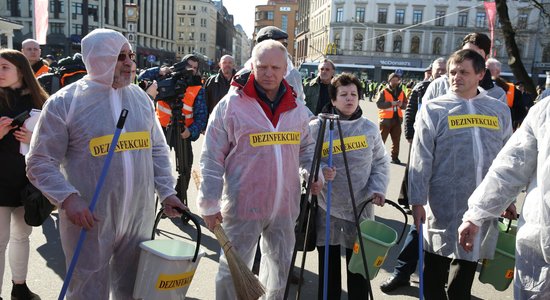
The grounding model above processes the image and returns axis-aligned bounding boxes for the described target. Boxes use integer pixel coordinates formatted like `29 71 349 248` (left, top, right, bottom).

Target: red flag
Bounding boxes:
484 1 497 56
34 0 49 44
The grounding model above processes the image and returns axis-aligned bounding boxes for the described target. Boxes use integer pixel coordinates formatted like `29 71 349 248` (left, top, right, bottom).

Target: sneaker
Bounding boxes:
11 281 41 300
391 158 402 164
380 276 410 293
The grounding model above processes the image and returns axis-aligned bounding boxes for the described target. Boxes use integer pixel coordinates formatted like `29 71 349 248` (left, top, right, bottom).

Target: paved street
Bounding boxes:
2 99 515 299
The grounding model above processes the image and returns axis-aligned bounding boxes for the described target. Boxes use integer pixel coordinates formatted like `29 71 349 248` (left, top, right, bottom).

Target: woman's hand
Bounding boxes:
13 126 32 144
0 117 14 140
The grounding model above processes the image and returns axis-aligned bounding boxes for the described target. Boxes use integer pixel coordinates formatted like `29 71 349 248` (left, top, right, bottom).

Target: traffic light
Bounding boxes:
325 43 338 55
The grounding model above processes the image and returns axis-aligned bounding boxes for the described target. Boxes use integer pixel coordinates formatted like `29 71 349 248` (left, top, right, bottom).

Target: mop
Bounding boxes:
58 109 128 300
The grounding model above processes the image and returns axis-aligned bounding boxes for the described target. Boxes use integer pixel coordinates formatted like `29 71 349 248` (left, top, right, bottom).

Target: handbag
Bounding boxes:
295 194 318 252
20 182 55 226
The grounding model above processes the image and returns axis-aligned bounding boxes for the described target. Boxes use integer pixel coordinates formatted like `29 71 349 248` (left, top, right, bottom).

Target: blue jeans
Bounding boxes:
392 224 418 280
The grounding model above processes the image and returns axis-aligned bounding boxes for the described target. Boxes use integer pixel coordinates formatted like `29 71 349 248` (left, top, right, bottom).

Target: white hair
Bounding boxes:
486 57 502 70
251 40 288 65
22 39 39 47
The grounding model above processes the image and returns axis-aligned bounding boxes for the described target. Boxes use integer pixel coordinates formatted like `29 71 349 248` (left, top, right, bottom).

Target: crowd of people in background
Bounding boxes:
1 25 550 300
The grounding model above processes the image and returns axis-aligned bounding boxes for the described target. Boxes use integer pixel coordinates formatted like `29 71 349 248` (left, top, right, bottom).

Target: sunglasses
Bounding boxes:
117 52 136 61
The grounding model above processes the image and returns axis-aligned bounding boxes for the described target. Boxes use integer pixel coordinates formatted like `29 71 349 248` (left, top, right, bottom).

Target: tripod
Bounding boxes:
284 112 374 300
165 99 192 209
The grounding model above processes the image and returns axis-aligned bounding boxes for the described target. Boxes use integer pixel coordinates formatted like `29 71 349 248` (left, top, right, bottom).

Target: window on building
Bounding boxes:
432 37 442 55
378 8 387 24
376 35 385 52
201 18 207 27
336 7 343 23
517 13 528 29
355 7 365 23
50 1 65 13
71 2 82 19
393 35 403 53
202 6 207 12
458 12 468 27
282 15 288 33
435 10 445 26
179 32 185 40
542 44 550 62
72 24 82 35
353 33 363 51
182 5 185 10
88 4 98 22
50 23 64 34
200 33 206 42
189 32 195 40
190 17 195 26
8 0 22 16
476 12 486 28
395 9 405 25
413 10 423 25
334 33 341 50
267 11 274 20
192 5 196 10
411 36 420 54
179 17 185 26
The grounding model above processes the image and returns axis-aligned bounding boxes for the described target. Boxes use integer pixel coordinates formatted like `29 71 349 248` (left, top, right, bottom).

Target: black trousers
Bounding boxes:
423 251 477 300
317 245 368 300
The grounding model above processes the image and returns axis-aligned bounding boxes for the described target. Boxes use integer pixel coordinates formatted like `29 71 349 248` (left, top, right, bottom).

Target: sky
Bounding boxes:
222 0 267 39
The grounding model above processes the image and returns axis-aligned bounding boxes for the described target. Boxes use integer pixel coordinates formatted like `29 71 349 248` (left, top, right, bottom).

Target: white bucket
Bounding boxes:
133 239 205 300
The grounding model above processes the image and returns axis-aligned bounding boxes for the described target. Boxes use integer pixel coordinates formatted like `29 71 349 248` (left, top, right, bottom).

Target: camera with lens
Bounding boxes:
155 61 202 103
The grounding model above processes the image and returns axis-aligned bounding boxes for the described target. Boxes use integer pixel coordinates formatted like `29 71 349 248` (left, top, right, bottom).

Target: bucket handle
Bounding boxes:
153 208 202 263
358 198 408 245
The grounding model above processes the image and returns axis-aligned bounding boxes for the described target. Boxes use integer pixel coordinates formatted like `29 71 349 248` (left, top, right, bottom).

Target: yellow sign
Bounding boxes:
374 256 385 267
249 132 301 147
448 114 500 130
321 135 368 157
155 270 196 290
89 131 151 157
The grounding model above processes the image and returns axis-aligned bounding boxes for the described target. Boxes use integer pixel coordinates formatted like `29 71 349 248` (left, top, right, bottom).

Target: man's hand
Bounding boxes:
145 80 158 99
412 205 426 229
371 193 385 206
0 117 14 140
62 193 97 230
322 166 336 181
181 128 191 139
162 195 188 218
501 203 518 220
458 221 480 253
392 100 402 106
202 212 223 231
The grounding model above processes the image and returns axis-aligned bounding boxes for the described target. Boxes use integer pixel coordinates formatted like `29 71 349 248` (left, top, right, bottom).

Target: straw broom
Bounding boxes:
193 169 266 299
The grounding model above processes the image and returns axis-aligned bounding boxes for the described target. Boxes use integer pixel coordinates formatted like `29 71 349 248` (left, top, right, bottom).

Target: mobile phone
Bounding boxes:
10 110 30 127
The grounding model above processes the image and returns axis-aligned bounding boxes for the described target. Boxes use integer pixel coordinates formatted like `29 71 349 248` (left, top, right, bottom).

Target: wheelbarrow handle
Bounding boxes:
358 198 409 245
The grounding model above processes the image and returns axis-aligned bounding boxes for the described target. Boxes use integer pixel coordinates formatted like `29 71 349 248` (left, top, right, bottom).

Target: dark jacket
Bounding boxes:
0 91 34 207
204 69 235 115
404 80 431 140
304 76 331 115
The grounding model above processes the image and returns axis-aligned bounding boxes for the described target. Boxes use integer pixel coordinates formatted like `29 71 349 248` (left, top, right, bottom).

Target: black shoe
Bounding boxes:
391 158 402 164
380 276 410 293
11 281 40 300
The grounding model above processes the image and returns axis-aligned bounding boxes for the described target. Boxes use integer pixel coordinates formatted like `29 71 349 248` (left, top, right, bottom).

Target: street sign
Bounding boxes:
147 55 156 63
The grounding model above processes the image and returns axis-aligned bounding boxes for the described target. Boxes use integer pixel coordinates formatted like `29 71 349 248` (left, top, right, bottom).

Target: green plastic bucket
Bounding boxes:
478 221 516 291
348 219 398 280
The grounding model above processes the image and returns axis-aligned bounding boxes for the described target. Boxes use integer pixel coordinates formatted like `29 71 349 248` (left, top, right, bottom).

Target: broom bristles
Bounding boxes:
214 224 266 300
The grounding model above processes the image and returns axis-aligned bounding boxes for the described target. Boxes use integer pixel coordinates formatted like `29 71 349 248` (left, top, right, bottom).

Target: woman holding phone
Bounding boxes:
0 49 48 300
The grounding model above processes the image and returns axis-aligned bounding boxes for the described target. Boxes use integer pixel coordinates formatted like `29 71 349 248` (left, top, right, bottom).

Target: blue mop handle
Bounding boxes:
59 109 128 300
322 121 334 300
419 222 424 300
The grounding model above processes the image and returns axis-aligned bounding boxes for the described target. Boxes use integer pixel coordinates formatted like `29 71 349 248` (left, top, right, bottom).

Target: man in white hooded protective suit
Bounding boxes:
459 94 550 299
197 40 318 299
26 29 186 299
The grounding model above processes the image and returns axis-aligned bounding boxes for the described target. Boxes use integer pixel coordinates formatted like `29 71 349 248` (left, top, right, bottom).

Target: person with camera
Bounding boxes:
155 54 207 205
26 29 186 299
198 40 319 299
0 49 48 300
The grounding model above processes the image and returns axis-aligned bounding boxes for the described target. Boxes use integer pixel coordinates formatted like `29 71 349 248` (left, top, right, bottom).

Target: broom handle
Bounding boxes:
419 222 424 300
322 119 334 300
58 109 128 300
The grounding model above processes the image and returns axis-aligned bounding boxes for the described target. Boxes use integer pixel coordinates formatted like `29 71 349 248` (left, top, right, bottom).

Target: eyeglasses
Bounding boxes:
117 52 136 62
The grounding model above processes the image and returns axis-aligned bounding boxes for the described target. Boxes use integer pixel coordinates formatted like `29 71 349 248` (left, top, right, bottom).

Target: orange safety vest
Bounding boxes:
379 89 405 119
156 85 202 128
35 64 49 77
60 70 87 86
506 83 515 108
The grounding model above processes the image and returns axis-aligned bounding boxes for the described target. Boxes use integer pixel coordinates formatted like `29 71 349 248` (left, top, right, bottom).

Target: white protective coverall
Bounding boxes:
408 90 512 261
309 115 390 248
423 74 507 104
197 73 314 299
463 96 550 299
26 29 176 299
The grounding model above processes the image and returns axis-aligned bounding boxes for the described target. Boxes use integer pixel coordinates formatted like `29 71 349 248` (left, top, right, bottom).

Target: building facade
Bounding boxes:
297 0 550 83
254 0 298 59
233 24 252 68
0 0 176 67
